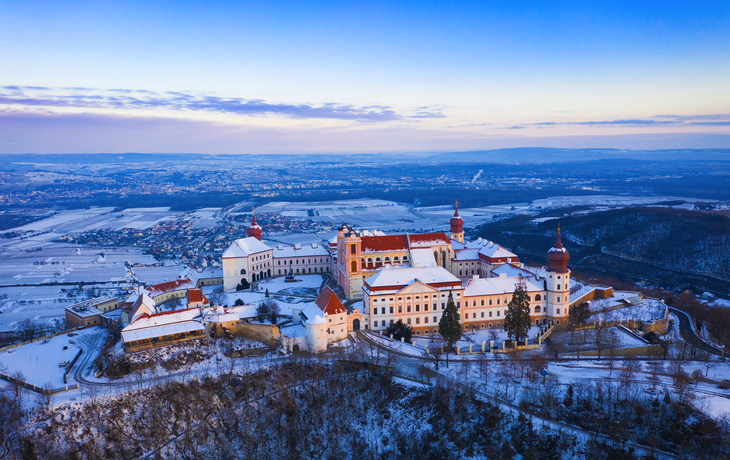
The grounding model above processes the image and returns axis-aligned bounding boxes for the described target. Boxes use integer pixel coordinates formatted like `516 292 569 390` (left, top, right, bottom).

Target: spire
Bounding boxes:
251 206 258 226
454 200 460 217
555 224 563 249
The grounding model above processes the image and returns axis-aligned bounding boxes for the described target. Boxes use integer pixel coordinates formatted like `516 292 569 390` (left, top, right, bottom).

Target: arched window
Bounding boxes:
385 257 391 263
535 293 542 301
240 269 246 275
393 256 400 264
534 306 541 313
351 260 357 273
403 255 408 261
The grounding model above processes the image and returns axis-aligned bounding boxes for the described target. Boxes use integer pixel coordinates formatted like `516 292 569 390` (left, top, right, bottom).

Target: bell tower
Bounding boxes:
247 207 263 241
449 201 465 243
546 226 570 324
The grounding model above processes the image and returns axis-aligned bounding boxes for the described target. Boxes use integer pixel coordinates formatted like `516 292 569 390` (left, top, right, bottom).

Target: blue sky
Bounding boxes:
1 1 729 154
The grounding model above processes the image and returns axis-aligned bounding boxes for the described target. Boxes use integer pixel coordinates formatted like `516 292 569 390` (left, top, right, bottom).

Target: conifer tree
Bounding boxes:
439 291 462 366
504 274 531 346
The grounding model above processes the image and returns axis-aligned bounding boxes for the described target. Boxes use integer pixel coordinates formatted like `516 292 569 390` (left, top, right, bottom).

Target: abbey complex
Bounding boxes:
109 203 610 353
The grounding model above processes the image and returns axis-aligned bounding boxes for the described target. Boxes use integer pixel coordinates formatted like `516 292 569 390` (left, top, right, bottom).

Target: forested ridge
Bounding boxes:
478 207 730 294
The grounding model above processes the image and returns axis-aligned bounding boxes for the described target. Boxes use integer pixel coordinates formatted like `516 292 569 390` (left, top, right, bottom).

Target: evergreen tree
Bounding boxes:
438 291 462 365
386 320 413 343
504 274 531 346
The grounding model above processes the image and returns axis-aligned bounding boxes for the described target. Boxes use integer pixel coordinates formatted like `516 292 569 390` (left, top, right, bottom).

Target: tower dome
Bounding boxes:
449 201 463 234
546 227 570 273
247 207 263 241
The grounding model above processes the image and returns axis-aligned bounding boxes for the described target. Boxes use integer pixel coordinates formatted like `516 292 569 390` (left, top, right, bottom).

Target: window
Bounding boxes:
496 299 500 305
407 318 411 325
481 312 484 318
457 302 460 307
535 294 541 301
489 311 492 317
425 317 429 323
416 318 420 324
441 303 445 309
557 284 561 290
433 316 437 323
497 322 500 327
374 321 378 327
381 307 385 314
557 275 561 279
424 304 429 311
398 306 402 313
481 300 485 306
416 305 420 312
489 299 493 306
351 261 357 272
489 323 493 328
557 309 561 314
497 311 500 317
557 296 561 302
407 305 411 313
373 308 377 315
535 306 541 313
389 306 393 314
351 245 357 254
390 319 394 325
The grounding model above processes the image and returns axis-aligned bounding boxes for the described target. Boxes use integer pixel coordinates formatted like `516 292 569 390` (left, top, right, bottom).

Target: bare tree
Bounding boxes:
209 287 226 307
427 336 446 371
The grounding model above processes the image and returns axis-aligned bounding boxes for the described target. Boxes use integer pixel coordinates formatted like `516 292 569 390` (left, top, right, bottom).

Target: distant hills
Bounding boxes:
1 148 728 165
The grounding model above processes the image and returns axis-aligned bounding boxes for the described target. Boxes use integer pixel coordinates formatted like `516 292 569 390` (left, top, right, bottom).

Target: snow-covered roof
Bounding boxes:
410 248 436 267
463 277 544 297
478 242 517 259
491 264 536 278
179 266 223 283
129 293 157 322
273 243 329 258
408 232 451 248
122 321 205 343
307 314 326 325
222 237 272 258
201 305 239 323
454 248 480 261
124 307 201 331
364 266 460 289
362 235 409 253
300 303 323 322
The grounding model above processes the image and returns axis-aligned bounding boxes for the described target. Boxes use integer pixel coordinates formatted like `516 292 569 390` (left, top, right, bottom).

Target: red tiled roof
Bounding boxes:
148 278 194 295
315 285 346 315
408 232 451 247
362 235 408 253
187 288 209 304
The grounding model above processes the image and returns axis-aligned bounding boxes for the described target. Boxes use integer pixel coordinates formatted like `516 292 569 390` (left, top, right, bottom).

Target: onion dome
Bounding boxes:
449 201 464 234
546 227 570 273
247 207 263 241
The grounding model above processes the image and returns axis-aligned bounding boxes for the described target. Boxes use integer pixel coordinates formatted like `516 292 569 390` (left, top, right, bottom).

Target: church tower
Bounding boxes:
337 224 363 299
449 201 465 243
546 227 570 324
247 207 263 241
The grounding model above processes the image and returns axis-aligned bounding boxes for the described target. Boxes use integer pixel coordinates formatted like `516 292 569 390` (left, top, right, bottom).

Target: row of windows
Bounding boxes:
277 258 327 265
277 267 330 275
364 255 409 263
373 318 562 330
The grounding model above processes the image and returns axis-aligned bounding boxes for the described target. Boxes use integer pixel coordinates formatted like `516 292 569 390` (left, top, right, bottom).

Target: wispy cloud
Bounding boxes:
527 115 730 128
0 86 441 122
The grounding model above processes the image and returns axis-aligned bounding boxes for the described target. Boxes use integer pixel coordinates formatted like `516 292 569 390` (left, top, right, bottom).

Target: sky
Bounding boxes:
1 1 729 155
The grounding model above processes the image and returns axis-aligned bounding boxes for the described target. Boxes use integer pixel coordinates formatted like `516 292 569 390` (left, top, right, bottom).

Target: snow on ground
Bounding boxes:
254 274 323 297
4 207 182 234
0 327 103 388
710 298 730 309
365 333 426 356
589 299 667 323
131 265 185 285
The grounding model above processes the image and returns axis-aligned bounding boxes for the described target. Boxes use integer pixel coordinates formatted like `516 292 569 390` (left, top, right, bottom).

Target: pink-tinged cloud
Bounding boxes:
1 110 730 155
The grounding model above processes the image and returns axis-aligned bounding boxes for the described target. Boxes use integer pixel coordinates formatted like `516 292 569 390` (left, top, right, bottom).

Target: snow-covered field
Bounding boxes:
4 207 184 233
0 327 103 388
